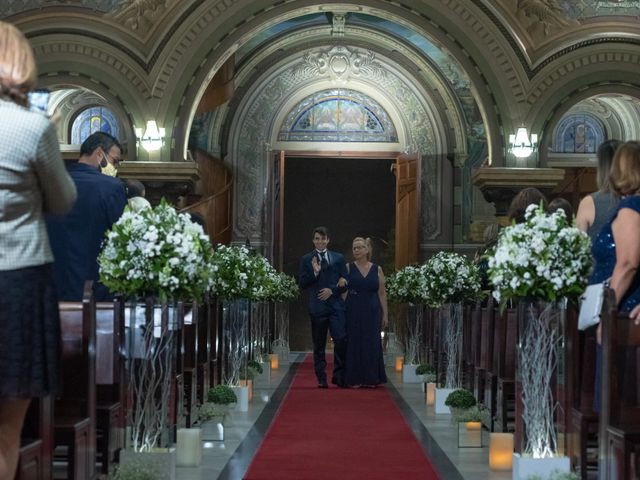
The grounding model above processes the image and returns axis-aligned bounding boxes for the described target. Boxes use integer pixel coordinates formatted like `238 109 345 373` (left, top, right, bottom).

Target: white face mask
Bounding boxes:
100 154 118 177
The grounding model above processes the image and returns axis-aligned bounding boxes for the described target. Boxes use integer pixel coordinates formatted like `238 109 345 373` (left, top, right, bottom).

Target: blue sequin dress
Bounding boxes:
591 195 640 412
591 195 640 313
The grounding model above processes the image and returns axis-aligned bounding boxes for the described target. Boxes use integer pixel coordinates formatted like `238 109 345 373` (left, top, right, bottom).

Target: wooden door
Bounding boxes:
393 154 420 269
271 151 285 270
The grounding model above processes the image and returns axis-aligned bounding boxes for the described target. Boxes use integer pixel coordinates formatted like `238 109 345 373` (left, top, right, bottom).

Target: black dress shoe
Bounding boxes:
318 381 328 389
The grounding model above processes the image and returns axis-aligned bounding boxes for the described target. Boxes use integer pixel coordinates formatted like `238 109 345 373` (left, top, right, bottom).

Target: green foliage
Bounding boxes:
248 360 263 374
455 404 490 424
207 384 237 404
110 462 158 480
444 388 477 409
525 471 578 480
415 364 435 376
198 402 227 421
239 368 255 381
99 199 213 302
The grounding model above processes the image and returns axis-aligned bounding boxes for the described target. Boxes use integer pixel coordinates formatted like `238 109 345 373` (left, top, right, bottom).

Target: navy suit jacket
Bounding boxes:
46 162 127 301
298 249 348 316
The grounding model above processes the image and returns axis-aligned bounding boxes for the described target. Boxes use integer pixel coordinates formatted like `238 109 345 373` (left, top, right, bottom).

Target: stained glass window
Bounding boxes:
553 114 605 153
279 89 397 142
71 106 120 144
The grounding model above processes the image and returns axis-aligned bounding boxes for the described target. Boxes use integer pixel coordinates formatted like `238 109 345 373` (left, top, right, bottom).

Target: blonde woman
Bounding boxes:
0 21 76 479
344 237 388 387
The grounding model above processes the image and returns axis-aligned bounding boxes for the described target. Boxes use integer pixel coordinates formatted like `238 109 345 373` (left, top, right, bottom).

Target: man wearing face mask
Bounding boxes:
46 132 127 301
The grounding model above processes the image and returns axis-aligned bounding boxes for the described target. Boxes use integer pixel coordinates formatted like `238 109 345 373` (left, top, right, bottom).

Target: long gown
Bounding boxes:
344 262 387 386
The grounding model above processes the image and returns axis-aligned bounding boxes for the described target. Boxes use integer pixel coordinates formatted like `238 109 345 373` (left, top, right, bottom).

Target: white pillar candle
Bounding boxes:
176 428 202 467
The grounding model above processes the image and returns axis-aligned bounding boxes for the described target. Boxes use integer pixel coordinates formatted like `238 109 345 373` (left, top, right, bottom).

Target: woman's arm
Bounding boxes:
378 266 388 328
575 195 595 232
610 208 640 306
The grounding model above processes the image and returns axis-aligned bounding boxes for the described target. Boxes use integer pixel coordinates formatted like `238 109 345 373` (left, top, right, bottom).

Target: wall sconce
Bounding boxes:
135 120 165 152
508 127 537 158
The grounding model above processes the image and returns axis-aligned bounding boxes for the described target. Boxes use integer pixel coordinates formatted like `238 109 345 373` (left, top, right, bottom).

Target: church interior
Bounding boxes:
3 0 640 478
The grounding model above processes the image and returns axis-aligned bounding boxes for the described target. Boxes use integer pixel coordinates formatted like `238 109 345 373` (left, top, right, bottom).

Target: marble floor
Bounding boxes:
175 354 513 480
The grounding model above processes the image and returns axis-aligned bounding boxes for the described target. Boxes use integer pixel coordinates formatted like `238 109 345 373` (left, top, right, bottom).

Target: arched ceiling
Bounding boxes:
6 0 640 165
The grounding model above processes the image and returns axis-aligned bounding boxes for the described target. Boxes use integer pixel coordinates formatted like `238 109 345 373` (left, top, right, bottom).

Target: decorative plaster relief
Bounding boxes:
231 45 438 241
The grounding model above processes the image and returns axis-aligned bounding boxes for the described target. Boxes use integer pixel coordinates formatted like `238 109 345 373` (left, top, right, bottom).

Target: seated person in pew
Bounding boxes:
0 21 77 480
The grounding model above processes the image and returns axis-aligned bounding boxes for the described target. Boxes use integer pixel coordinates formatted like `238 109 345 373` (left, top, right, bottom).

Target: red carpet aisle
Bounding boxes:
244 355 440 479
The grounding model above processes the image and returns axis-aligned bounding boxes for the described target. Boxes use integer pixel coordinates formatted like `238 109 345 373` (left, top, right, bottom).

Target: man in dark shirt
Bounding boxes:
46 132 127 301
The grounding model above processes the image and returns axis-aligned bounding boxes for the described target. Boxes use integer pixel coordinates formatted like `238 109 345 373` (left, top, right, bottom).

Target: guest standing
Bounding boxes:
344 237 388 387
298 226 348 388
507 187 547 224
0 21 77 480
590 141 640 410
576 139 622 240
46 131 127 301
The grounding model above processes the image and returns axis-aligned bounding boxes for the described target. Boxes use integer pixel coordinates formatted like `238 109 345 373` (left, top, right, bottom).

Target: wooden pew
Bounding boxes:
493 306 517 434
463 302 477 393
196 302 211 405
55 284 96 479
182 304 198 427
18 396 54 480
95 300 125 476
599 289 640 480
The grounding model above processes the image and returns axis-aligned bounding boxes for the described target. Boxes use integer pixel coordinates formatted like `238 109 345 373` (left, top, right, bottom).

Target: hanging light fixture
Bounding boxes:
135 120 166 152
508 127 538 158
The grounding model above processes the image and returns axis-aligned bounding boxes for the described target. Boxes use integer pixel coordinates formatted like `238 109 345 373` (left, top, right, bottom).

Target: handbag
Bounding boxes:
578 280 609 331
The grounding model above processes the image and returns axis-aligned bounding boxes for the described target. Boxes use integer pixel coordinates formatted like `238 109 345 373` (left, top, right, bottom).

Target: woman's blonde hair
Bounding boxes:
0 21 37 106
610 141 640 196
353 236 373 260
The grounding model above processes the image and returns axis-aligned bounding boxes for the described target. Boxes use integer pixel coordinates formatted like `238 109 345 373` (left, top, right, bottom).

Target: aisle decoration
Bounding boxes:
422 251 480 413
488 204 591 478
386 265 429 382
271 272 299 366
99 200 214 477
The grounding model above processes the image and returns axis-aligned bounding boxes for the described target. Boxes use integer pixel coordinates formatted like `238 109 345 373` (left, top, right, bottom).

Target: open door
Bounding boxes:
271 151 285 270
393 153 420 269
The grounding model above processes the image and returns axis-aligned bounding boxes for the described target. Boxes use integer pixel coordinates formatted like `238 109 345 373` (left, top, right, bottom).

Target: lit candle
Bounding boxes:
426 382 436 406
177 428 202 467
466 421 482 431
395 356 404 372
489 433 514 470
270 353 279 370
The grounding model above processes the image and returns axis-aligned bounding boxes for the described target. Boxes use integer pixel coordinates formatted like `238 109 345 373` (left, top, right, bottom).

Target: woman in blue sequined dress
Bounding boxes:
344 237 388 387
590 141 640 411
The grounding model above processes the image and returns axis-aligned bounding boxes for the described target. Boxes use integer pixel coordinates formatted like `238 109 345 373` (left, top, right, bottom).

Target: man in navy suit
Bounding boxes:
298 226 348 388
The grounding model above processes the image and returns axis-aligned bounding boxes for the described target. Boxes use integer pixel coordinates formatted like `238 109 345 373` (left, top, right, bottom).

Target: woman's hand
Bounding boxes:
337 277 347 287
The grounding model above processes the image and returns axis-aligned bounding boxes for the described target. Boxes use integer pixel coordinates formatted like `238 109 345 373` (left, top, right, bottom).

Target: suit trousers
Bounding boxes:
310 309 347 384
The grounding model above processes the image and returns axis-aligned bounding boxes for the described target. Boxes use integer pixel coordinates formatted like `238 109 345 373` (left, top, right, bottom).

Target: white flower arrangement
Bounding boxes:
208 245 295 301
488 203 592 304
385 264 430 304
422 251 481 308
98 199 213 301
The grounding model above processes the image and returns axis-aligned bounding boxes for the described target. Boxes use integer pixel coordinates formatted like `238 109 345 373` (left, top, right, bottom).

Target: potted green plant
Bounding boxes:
444 388 476 417
248 360 263 375
111 460 159 480
455 404 490 427
207 384 237 405
415 364 436 383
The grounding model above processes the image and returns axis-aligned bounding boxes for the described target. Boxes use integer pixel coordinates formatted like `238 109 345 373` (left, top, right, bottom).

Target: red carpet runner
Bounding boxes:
244 355 440 479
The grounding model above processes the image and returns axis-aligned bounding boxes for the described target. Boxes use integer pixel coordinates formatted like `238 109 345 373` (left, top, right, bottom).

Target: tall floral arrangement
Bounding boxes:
208 245 270 300
487 203 592 460
422 251 481 308
423 251 480 389
488 203 592 305
98 199 213 301
385 264 429 304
